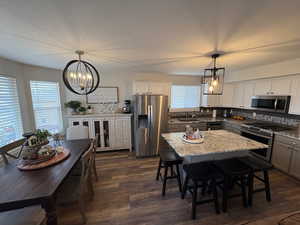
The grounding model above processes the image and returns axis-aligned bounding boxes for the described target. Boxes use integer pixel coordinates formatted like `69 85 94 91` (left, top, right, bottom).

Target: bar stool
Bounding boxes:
156 149 183 196
213 158 252 212
182 161 221 220
238 156 272 206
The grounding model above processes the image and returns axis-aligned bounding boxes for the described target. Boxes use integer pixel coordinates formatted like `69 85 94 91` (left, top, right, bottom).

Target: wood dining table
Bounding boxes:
0 139 90 225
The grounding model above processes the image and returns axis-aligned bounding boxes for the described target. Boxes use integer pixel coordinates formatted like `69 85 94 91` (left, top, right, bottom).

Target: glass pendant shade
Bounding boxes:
62 50 100 95
202 54 225 95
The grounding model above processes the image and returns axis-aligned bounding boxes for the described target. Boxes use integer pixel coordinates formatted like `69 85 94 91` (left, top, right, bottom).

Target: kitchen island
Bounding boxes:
162 130 268 163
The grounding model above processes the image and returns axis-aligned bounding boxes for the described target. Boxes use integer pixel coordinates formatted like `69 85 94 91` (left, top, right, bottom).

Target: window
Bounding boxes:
171 85 201 109
0 75 23 147
30 81 63 133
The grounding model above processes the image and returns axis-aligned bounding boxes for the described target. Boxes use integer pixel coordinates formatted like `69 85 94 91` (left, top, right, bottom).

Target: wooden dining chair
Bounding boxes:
56 144 94 224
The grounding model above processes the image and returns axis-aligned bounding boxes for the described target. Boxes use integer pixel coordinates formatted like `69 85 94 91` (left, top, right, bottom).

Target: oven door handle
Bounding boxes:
241 129 272 139
274 98 278 110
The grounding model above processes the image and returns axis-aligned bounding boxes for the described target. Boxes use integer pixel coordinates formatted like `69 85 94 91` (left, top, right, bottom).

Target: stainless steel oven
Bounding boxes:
251 95 291 113
240 126 273 162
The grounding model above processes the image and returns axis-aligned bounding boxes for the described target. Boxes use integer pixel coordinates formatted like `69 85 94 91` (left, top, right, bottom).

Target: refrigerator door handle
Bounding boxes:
147 105 152 132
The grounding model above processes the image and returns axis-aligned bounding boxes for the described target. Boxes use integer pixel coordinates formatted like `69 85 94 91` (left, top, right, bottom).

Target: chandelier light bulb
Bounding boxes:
212 79 218 87
209 85 214 92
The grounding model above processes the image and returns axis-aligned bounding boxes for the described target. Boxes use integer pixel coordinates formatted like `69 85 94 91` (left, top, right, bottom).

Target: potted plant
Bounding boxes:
64 101 81 114
78 106 87 115
87 105 93 114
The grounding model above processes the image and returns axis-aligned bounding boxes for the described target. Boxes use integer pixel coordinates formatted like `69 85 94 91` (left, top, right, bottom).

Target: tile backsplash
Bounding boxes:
231 109 300 127
169 108 300 127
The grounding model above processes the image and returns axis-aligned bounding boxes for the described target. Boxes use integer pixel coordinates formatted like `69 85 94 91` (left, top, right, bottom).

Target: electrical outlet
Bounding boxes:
253 112 256 119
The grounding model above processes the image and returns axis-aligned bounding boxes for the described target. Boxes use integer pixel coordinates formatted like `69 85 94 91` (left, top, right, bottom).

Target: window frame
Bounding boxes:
30 80 63 133
170 84 202 112
0 74 24 148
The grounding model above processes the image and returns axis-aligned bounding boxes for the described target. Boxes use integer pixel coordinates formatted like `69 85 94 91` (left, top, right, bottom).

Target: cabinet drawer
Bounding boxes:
275 134 300 148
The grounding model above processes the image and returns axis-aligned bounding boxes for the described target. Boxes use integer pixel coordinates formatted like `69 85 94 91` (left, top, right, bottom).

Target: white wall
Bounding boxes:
65 71 202 108
226 58 300 82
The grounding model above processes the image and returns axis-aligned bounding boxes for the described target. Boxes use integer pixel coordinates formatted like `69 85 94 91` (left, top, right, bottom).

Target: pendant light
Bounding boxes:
62 50 100 95
202 53 225 95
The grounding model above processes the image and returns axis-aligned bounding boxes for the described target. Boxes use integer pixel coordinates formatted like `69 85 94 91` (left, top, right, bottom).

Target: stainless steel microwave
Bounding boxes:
251 95 291 113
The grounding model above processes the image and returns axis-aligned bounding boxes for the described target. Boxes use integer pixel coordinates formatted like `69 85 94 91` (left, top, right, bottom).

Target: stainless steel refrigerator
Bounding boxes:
133 94 168 157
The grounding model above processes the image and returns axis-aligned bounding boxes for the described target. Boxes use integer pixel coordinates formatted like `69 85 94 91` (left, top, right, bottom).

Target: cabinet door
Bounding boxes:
114 118 131 149
220 83 234 107
233 83 244 108
289 76 300 114
148 82 171 95
271 77 291 95
254 80 271 95
272 141 293 173
133 81 149 94
290 148 300 179
243 82 254 108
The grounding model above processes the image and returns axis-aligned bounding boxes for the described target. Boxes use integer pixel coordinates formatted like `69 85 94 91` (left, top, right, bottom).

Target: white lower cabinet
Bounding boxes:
68 114 132 152
272 134 300 179
290 149 300 179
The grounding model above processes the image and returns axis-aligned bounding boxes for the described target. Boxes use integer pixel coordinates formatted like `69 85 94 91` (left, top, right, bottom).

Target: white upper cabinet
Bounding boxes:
270 77 291 95
201 95 220 107
148 81 171 96
254 77 291 95
133 81 149 94
220 83 234 107
233 83 245 108
289 76 300 114
243 82 255 108
254 79 272 95
133 81 170 96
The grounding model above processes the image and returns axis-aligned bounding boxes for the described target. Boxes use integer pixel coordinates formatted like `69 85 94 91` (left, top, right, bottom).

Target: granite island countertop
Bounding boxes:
162 130 268 157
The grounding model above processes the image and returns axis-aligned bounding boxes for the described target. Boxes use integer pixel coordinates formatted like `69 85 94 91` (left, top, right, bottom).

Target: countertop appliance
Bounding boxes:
121 100 131 113
241 121 292 162
134 94 168 157
251 95 291 113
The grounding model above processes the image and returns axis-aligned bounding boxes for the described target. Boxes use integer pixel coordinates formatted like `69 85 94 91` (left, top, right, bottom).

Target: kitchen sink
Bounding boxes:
177 118 199 122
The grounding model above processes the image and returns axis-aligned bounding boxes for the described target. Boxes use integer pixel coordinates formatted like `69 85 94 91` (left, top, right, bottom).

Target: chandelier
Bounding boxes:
202 53 225 95
62 50 100 95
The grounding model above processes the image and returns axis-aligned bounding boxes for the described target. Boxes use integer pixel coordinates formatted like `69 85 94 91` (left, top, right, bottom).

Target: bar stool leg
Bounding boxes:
264 170 271 202
192 181 198 220
248 172 254 207
240 176 248 208
213 179 220 214
241 175 248 208
175 164 182 193
156 158 162 181
181 176 189 199
222 176 229 213
162 165 169 196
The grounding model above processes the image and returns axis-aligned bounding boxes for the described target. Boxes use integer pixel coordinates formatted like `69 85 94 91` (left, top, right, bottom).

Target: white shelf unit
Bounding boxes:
67 114 132 152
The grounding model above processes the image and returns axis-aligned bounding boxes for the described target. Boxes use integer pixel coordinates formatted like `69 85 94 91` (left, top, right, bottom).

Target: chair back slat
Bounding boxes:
80 143 93 185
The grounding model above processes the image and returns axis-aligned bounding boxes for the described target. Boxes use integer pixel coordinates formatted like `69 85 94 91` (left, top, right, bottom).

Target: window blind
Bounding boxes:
171 85 201 109
0 75 23 147
30 81 63 133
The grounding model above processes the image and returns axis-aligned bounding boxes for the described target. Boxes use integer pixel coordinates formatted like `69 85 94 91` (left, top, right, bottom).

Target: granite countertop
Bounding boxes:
65 113 132 118
168 117 254 125
168 117 224 124
275 127 300 140
162 130 268 157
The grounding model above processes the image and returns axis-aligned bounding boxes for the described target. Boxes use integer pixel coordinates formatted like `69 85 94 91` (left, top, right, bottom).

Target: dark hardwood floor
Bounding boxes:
57 152 300 225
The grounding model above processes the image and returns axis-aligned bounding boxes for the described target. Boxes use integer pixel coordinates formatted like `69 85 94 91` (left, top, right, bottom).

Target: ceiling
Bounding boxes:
1 0 300 75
